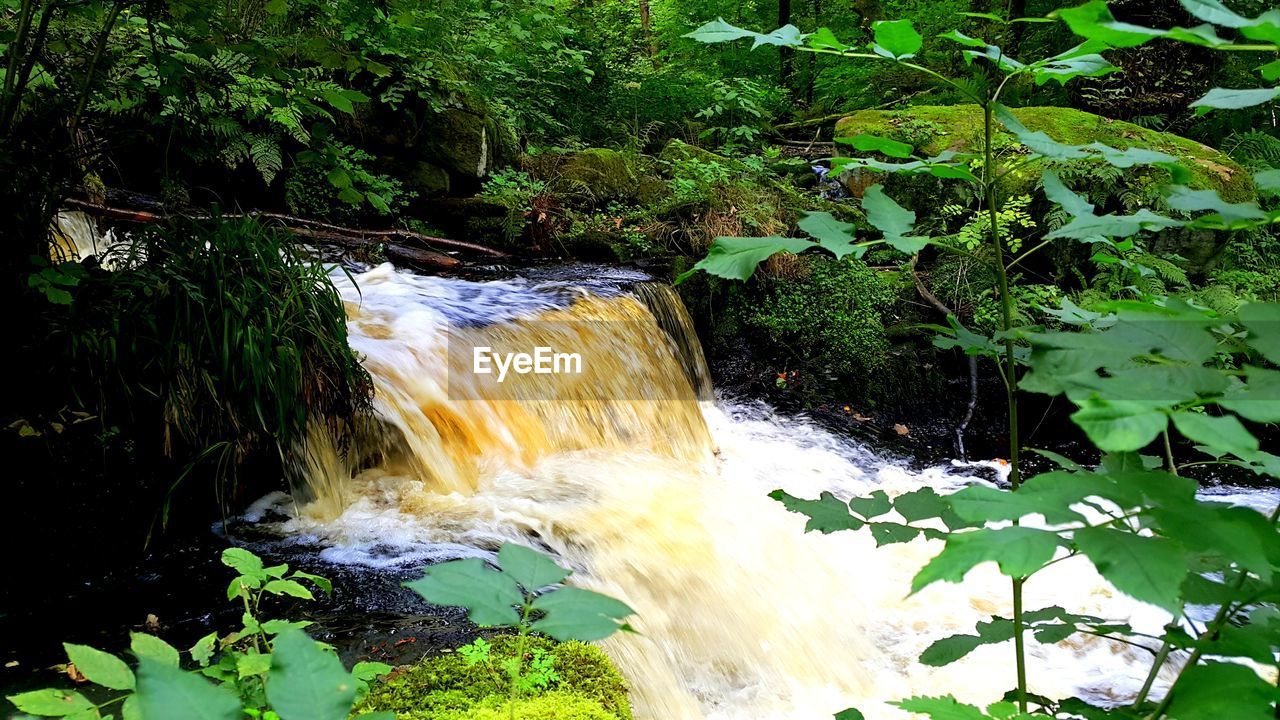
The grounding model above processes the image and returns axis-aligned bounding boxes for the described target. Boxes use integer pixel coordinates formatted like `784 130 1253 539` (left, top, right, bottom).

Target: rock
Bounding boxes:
405 161 450 196
525 148 664 206
833 105 1256 274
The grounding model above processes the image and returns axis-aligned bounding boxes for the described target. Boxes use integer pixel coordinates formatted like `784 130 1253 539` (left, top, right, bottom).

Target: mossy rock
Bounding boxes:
834 105 1255 275
525 148 658 206
834 105 1252 201
406 161 451 196
354 636 631 720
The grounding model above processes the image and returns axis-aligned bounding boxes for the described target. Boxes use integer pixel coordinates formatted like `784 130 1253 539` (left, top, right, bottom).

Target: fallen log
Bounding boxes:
62 198 507 259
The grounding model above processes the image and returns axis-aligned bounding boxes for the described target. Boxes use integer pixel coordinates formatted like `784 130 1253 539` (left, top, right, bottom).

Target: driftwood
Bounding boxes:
62 198 508 266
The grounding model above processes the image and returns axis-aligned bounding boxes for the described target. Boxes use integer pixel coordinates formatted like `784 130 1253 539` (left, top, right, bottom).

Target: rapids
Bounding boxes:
266 262 1269 720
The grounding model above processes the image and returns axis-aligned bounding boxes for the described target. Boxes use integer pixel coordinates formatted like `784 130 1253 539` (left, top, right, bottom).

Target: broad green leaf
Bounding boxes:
1220 366 1280 422
1240 303 1280 364
497 543 571 591
862 185 926 253
130 633 180 668
1170 412 1258 456
1191 87 1280 113
1150 503 1272 581
135 658 241 720
750 25 806 49
677 236 816 283
1180 0 1248 27
807 28 849 51
267 628 356 720
1166 186 1268 224
1046 208 1183 239
236 651 272 678
1074 527 1187 612
1058 1 1164 48
912 527 1061 592
351 661 394 682
834 710 866 720
871 19 923 59
404 558 523 627
289 570 332 595
530 587 635 641
797 212 859 259
5 689 97 716
1163 662 1279 720
64 643 135 690
1070 397 1167 452
940 30 989 49
122 694 141 720
221 548 267 582
892 487 951 523
893 696 988 720
769 490 863 533
264 579 314 600
322 88 356 113
847 490 893 520
837 134 913 159
684 18 757 43
1255 169 1280 195
1042 171 1095 217
869 522 921 546
947 481 1087 525
919 618 1014 666
190 633 218 668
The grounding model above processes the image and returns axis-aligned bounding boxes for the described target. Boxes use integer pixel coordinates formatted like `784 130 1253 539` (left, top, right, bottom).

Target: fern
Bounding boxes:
1224 130 1280 170
249 134 283 184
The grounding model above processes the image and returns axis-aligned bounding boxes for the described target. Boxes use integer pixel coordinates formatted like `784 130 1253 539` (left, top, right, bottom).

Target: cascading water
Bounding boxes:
271 261 1263 719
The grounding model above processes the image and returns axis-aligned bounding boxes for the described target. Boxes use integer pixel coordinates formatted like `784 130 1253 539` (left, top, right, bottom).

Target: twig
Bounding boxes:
909 255 979 458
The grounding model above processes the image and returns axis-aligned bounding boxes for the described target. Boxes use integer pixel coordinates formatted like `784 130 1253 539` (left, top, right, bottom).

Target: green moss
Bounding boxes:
735 255 894 378
430 692 617 720
834 105 1255 201
354 636 631 720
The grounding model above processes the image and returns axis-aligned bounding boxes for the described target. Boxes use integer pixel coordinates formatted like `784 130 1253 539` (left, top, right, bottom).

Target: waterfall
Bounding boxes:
280 262 1185 720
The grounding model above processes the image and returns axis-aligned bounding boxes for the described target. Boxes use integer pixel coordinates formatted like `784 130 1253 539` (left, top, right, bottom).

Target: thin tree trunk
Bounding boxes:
778 0 793 88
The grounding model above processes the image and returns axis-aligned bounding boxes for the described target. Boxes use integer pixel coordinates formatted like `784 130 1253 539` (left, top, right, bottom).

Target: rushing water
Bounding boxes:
261 262 1269 720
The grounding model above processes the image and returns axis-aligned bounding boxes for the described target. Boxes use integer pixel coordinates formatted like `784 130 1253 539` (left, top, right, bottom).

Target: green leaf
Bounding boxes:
236 651 272 679
837 134 914 159
862 185 926 253
530 587 635 641
351 661 394 682
947 481 1087 525
769 490 863 533
1254 169 1280 195
893 695 988 720
1074 527 1187 613
326 168 352 189
1170 412 1258 456
677 236 816 283
1180 0 1249 26
807 28 848 51
135 658 241 720
1070 397 1168 452
5 689 97 717
869 522 921 546
1166 186 1268 224
847 490 893 520
289 571 332 595
64 643 135 690
912 528 1061 592
684 18 757 43
497 543 571 591
1240 303 1280 364
322 88 356 113
221 548 267 582
797 212 860 259
1164 662 1279 720
404 558 523 627
834 709 866 720
267 628 356 720
892 487 951 523
130 633 180 668
263 579 315 600
1042 171 1095 217
871 19 923 59
750 25 806 49
1059 1 1164 48
919 618 1014 666
1191 87 1280 113
190 633 218 668
1220 366 1280 423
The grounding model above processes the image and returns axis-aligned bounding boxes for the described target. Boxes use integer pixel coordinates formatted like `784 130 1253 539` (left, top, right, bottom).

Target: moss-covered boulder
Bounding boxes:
834 105 1252 201
834 105 1256 274
354 636 631 720
524 148 667 206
